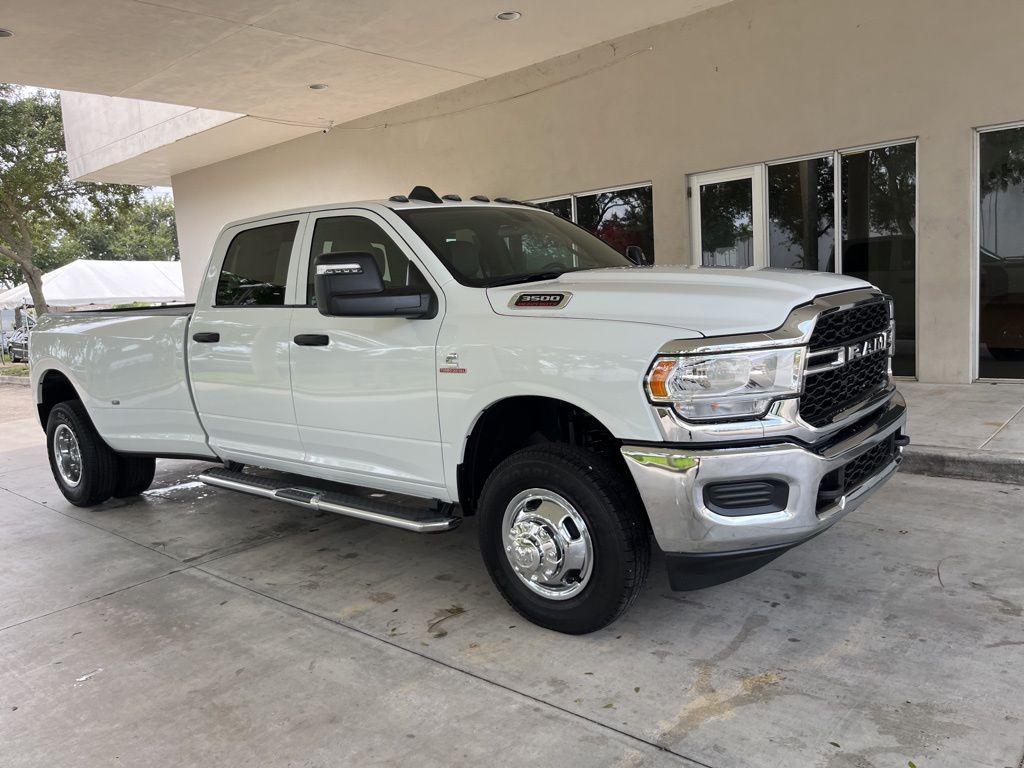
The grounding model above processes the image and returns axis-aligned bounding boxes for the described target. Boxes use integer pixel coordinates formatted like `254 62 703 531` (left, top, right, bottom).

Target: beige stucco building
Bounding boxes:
6 0 1024 383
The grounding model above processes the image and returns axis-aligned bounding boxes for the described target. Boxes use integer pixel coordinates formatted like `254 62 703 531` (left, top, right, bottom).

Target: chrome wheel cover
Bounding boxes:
501 488 593 600
53 423 83 488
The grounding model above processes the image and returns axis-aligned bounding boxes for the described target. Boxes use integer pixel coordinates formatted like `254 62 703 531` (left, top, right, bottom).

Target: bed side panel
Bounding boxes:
32 312 215 457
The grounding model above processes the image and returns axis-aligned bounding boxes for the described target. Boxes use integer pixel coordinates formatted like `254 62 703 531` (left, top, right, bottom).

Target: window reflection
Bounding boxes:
979 127 1024 378
216 221 297 307
531 186 655 263
841 143 917 377
699 179 753 267
535 197 572 220
768 157 835 271
575 186 655 261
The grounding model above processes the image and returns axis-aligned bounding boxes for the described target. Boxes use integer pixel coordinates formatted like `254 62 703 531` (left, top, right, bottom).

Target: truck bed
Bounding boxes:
31 307 215 458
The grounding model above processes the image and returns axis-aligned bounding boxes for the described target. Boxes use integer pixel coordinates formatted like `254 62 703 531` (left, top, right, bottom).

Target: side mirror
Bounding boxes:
625 245 652 266
314 252 434 318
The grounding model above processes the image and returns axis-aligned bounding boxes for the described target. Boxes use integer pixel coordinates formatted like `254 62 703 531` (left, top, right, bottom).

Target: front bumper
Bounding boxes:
621 391 907 564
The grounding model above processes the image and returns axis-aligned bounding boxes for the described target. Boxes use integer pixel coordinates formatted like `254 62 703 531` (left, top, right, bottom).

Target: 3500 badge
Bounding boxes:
510 292 571 309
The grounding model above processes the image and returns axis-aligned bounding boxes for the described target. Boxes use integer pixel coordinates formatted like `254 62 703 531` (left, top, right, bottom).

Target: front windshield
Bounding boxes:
397 206 632 287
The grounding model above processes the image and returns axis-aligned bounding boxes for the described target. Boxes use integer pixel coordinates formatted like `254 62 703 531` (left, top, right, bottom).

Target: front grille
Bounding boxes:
809 299 890 351
801 352 889 427
800 298 892 428
816 434 898 512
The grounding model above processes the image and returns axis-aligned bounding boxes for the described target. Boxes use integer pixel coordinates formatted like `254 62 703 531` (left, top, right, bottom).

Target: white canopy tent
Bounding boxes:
0 260 185 309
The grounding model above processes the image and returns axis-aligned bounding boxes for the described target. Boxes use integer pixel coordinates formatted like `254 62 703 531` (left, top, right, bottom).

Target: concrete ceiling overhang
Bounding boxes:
0 0 731 123
1 0 733 184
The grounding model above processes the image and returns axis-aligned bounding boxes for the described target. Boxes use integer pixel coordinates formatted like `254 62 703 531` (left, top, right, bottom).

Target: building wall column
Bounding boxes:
915 125 976 383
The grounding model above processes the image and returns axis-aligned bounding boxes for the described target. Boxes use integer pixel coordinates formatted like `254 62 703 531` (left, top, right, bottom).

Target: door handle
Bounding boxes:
294 334 330 347
192 332 220 343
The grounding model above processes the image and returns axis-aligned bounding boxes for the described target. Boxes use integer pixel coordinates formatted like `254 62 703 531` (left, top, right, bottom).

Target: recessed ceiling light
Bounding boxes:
495 11 521 21
308 83 328 91
0 29 14 38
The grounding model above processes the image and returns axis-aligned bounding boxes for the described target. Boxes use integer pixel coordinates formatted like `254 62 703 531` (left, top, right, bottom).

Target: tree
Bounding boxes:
57 195 178 263
0 85 141 313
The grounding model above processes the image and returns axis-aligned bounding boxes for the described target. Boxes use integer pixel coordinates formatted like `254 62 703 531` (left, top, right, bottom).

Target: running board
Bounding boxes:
198 467 459 533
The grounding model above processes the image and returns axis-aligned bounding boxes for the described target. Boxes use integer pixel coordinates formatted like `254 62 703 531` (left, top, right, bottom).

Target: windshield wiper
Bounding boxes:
486 270 570 287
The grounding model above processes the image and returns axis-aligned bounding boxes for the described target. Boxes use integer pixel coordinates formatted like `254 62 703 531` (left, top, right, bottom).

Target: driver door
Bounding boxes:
288 209 446 496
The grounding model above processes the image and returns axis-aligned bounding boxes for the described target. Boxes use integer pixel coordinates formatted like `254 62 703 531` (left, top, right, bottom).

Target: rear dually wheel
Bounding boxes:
46 401 119 507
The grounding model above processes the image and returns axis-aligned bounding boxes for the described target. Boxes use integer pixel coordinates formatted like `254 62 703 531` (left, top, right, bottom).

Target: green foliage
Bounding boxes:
57 194 178 262
980 124 1024 196
0 85 177 311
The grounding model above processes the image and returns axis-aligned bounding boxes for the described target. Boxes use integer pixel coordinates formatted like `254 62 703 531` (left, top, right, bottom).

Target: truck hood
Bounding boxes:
486 266 871 337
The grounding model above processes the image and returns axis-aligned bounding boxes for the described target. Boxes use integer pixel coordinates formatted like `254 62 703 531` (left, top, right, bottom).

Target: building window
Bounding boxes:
531 184 654 262
695 173 757 267
978 125 1024 379
215 221 298 307
840 144 916 377
689 142 916 376
535 197 572 220
768 156 835 271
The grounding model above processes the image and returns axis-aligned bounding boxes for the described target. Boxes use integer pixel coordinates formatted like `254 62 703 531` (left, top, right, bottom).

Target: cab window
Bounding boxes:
215 221 298 306
307 216 427 306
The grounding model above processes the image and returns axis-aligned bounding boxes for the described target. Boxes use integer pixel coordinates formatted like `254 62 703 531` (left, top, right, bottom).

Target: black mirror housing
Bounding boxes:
625 245 652 266
314 252 435 319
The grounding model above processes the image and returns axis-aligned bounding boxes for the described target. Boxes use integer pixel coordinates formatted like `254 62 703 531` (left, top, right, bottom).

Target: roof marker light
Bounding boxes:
495 11 521 21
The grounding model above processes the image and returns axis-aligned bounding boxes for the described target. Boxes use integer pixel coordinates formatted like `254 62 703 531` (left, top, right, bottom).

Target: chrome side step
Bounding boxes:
198 467 460 533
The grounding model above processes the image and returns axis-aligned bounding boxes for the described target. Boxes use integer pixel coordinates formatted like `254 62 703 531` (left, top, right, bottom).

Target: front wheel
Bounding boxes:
477 444 650 634
46 401 119 507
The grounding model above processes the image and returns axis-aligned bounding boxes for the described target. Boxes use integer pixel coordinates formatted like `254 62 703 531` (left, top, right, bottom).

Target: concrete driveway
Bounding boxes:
1 383 1021 768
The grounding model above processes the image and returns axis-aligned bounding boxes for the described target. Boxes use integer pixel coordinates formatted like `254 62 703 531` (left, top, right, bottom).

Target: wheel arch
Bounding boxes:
456 394 640 516
36 368 83 428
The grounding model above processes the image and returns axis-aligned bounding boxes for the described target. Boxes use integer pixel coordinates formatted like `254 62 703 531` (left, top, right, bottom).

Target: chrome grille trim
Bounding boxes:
800 298 894 428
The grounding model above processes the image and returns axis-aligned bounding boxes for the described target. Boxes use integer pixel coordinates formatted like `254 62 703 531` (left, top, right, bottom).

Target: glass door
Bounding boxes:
840 143 917 377
690 166 765 268
978 125 1024 378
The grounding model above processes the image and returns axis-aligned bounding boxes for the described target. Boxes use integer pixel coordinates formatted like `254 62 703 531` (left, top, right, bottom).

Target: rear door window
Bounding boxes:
216 221 299 306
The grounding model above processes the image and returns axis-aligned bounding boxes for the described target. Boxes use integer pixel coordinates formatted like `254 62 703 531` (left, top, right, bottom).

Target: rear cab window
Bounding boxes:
216 221 299 306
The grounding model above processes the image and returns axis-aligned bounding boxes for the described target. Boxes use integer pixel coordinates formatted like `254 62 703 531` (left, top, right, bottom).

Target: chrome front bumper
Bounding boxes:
621 392 907 555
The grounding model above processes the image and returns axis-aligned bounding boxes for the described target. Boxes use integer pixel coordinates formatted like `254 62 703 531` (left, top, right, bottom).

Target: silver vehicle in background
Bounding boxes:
6 325 30 363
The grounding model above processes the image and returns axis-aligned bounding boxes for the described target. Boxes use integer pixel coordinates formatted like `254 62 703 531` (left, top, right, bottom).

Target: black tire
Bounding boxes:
477 444 650 634
113 455 156 498
46 400 119 507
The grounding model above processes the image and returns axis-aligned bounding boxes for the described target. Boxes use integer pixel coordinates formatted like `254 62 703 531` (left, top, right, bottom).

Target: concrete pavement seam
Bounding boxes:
0 484 184 564
979 401 1024 450
0 485 358 633
194 565 718 768
0 568 186 634
0 481 348 567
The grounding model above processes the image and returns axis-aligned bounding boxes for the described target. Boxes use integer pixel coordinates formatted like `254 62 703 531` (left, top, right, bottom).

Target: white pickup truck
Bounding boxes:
30 188 908 633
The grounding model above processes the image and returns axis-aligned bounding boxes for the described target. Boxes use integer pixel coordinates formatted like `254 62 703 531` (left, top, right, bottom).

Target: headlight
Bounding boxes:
645 347 805 421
